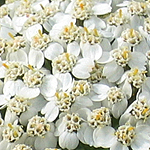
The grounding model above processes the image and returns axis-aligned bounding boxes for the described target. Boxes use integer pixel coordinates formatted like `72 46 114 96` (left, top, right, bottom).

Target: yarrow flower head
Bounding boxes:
70 80 91 97
7 95 30 116
2 123 24 142
59 22 80 43
88 107 111 128
128 1 148 16
52 52 77 74
27 115 50 137
107 9 129 26
23 67 45 88
115 124 136 146
80 27 102 45
121 28 142 46
127 68 147 88
31 30 51 51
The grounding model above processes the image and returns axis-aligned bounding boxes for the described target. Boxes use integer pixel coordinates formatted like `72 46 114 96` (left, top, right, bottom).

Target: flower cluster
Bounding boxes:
0 0 150 150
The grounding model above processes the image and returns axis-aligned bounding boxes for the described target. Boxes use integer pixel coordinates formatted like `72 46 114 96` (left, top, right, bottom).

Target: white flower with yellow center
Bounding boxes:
80 27 103 60
2 61 25 82
117 68 147 99
55 112 82 149
92 83 128 118
44 40 80 75
121 28 142 46
101 46 146 82
5 34 28 64
128 1 148 16
0 121 28 150
50 18 79 48
2 123 24 142
29 30 51 69
76 107 113 147
25 115 57 150
93 120 150 150
120 93 150 126
65 0 112 19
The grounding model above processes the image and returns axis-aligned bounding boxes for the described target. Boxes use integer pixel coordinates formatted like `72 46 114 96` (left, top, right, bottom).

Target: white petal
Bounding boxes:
0 95 7 106
41 101 59 122
84 126 94 146
59 131 79 150
67 41 80 57
24 24 42 41
84 16 106 29
122 80 132 99
103 61 124 82
129 52 146 70
72 58 94 79
35 132 57 150
4 109 18 124
76 96 93 107
55 73 72 91
29 50 44 69
131 135 150 150
8 49 28 65
20 108 37 126
12 16 28 33
93 126 116 148
93 3 112 15
44 42 64 60
81 42 102 60
3 80 24 96
40 75 57 98
112 98 128 119
17 86 40 99
110 141 129 150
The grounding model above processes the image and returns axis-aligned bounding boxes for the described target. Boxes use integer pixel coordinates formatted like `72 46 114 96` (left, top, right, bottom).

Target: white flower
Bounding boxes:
101 45 146 82
25 115 57 150
44 41 80 74
120 94 150 126
109 123 150 150
55 112 82 150
0 121 28 150
92 83 128 118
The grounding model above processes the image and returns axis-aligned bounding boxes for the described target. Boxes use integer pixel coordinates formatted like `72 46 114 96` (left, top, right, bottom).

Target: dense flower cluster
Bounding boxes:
0 0 150 150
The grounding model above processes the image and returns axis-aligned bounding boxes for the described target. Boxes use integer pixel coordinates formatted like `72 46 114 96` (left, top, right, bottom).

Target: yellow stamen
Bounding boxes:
40 4 45 10
13 130 18 138
79 84 84 93
142 108 149 115
96 114 101 120
55 92 59 99
70 22 74 29
38 30 43 37
2 63 9 69
130 29 134 38
133 68 138 75
128 126 135 131
122 51 129 59
64 93 69 97
8 123 13 129
80 3 84 10
93 29 99 36
119 9 122 18
65 53 70 62
8 32 15 40
64 27 69 32
28 64 34 70
84 27 88 33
